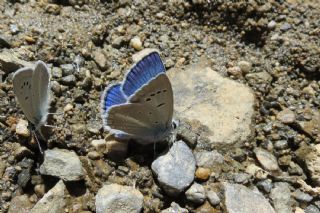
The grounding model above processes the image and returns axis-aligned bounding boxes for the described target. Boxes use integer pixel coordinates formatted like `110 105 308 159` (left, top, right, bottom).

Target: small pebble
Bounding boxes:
111 36 125 48
233 173 250 184
63 103 73 112
292 189 313 203
237 61 252 74
274 140 288 150
61 74 76 86
51 67 62 78
254 147 280 172
2 191 12 201
88 151 101 160
277 108 296 124
130 37 143 51
91 139 106 152
15 119 30 137
105 140 128 159
161 202 188 213
256 179 273 193
24 36 36 44
185 183 206 204
195 167 211 181
92 49 108 70
10 24 19 34
305 205 320 213
227 66 242 77
14 146 32 160
34 184 46 198
268 20 276 29
206 190 220 206
280 23 292 31
60 64 74 76
295 207 305 213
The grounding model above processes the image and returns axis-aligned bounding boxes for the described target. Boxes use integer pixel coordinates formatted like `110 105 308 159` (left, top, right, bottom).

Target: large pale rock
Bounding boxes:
40 148 84 181
95 184 143 213
223 183 275 213
30 180 66 213
167 60 255 148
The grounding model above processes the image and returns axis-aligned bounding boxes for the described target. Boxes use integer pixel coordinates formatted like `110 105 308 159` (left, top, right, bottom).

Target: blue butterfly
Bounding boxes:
100 51 174 144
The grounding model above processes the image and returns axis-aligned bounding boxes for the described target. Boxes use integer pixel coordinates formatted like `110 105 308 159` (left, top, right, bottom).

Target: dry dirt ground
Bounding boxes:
0 0 319 212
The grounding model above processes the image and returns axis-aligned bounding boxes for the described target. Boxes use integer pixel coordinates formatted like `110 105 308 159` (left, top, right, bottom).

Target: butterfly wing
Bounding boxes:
32 61 50 127
106 103 170 142
101 83 127 128
122 51 165 97
13 67 37 124
129 73 173 129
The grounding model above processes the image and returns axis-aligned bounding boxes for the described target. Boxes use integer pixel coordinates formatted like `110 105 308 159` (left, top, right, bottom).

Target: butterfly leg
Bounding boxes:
32 130 43 155
44 124 62 129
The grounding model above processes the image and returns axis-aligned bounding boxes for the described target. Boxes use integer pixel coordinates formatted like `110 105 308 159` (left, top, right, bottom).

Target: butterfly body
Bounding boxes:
101 51 173 144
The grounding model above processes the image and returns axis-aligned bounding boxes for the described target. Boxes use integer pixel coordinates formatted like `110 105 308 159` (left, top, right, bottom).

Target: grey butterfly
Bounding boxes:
13 61 50 137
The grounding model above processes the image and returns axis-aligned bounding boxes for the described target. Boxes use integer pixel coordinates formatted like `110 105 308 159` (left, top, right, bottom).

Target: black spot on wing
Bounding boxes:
157 103 165 108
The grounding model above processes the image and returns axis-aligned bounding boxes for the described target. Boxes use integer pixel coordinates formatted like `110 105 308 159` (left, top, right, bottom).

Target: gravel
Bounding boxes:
1 0 319 212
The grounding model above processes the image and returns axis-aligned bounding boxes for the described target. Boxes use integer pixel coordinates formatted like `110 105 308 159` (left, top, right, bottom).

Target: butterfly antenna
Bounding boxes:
32 130 44 155
44 124 62 129
48 112 64 116
153 141 157 159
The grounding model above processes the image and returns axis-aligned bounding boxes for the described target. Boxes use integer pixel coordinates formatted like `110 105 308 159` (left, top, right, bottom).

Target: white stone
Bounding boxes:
95 184 143 213
130 37 143 51
15 119 30 137
30 180 66 213
224 183 275 213
167 60 255 148
185 183 206 204
40 148 84 181
161 202 188 213
151 141 196 196
254 148 280 172
194 150 224 168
